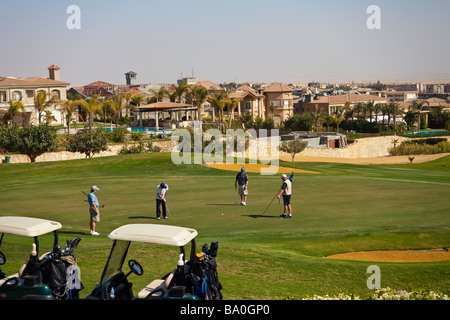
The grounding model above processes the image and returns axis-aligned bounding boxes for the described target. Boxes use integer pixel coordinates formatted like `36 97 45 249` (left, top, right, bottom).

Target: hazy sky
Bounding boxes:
1 0 449 86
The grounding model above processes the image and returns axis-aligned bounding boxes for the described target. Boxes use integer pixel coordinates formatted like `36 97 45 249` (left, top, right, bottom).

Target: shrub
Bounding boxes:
389 141 450 155
299 288 448 300
110 127 128 143
0 124 57 162
66 129 108 158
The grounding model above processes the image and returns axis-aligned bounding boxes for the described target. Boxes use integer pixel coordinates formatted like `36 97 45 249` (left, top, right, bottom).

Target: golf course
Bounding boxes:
0 152 449 299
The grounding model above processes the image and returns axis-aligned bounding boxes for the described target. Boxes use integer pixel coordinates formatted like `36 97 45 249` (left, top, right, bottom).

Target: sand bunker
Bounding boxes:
325 248 450 263
205 162 319 174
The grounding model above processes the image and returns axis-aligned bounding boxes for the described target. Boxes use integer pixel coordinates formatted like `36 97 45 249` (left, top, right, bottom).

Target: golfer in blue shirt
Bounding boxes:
235 167 248 206
88 186 100 235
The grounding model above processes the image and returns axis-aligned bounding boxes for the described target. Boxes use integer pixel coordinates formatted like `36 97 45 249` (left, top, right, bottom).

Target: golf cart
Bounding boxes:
87 224 222 300
0 216 83 300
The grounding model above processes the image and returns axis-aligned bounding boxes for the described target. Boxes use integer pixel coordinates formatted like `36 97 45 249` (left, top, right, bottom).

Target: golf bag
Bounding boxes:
189 242 223 300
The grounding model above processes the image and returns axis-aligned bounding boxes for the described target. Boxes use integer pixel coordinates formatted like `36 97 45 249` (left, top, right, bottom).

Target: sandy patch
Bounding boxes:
278 153 450 165
204 162 319 174
324 248 450 263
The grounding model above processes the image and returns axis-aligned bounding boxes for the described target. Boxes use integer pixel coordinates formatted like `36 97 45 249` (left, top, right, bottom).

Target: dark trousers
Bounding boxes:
156 199 166 218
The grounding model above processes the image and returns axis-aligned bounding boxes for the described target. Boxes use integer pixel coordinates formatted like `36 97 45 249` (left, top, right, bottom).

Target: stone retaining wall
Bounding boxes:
0 140 178 164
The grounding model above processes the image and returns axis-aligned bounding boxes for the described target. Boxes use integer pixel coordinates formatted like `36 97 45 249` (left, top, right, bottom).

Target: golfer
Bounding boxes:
156 183 169 220
88 186 100 235
235 167 248 206
277 174 292 218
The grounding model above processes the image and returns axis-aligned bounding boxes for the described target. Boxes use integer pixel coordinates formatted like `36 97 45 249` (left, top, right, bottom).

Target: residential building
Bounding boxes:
385 91 418 101
228 84 265 120
300 93 388 115
0 65 70 125
263 82 294 122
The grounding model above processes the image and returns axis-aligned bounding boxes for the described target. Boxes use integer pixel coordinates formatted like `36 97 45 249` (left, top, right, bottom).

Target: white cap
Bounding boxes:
91 185 99 191
281 174 287 179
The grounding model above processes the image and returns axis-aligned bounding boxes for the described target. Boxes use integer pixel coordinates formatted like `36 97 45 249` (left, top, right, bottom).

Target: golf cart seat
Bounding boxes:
0 273 19 286
137 269 175 299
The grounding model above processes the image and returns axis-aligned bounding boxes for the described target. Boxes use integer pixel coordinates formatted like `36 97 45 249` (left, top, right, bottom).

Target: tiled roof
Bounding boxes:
194 81 222 91
0 76 69 87
48 65 61 70
264 82 293 93
307 93 387 104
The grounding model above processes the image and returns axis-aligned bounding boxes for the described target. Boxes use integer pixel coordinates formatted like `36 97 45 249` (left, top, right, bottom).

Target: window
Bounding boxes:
270 100 281 107
245 102 251 110
12 91 22 101
0 91 6 102
284 100 290 107
51 89 61 99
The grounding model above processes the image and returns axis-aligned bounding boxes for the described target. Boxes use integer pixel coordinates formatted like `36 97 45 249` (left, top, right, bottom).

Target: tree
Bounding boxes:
58 99 80 135
280 139 308 162
191 86 209 121
209 90 229 132
364 100 376 123
411 100 430 134
332 107 345 133
103 94 123 129
7 100 26 125
322 114 334 132
386 102 402 135
149 87 169 102
78 95 103 131
0 124 57 162
123 92 133 117
227 98 241 126
66 129 108 158
34 91 57 124
310 104 323 132
172 82 191 103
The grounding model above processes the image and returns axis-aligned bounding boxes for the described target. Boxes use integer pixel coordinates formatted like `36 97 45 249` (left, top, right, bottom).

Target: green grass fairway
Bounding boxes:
0 153 449 299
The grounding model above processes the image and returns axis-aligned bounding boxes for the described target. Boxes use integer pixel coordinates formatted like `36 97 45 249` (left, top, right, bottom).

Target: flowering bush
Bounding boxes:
300 288 448 300
368 287 448 300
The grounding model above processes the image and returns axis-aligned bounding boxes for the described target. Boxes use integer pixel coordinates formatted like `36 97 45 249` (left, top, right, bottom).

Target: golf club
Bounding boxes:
261 192 279 216
165 200 172 219
82 191 105 208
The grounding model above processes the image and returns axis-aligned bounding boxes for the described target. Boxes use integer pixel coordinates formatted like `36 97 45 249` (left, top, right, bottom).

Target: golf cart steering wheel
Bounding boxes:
0 251 5 265
128 260 144 276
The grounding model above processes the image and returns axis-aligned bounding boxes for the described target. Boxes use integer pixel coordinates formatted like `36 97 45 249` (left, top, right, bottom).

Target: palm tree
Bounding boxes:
123 92 132 117
227 98 241 127
149 87 169 102
34 91 57 124
365 100 376 123
172 82 191 103
411 100 430 134
59 99 79 135
191 86 209 121
103 95 123 129
321 114 334 132
268 103 279 119
353 102 364 120
209 90 228 132
332 107 345 133
8 100 25 125
386 101 401 135
78 94 103 131
310 104 323 132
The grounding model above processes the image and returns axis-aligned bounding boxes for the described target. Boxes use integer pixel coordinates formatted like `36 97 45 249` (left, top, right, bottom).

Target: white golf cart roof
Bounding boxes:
0 216 62 237
108 224 198 246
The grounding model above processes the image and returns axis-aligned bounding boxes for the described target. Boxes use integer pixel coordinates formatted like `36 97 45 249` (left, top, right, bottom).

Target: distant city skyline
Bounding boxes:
1 0 450 86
